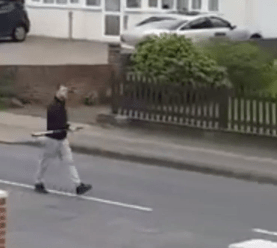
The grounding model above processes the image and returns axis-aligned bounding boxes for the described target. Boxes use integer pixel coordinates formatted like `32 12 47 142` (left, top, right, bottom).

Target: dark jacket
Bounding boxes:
46 96 69 140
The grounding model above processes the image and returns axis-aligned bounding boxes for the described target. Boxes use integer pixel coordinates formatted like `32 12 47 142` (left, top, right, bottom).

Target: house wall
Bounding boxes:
219 0 277 38
218 0 247 27
70 10 103 40
25 0 277 42
251 0 277 38
27 7 69 38
26 5 108 41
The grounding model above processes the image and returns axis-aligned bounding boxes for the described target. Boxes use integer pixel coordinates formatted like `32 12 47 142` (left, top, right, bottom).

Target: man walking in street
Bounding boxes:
34 84 92 195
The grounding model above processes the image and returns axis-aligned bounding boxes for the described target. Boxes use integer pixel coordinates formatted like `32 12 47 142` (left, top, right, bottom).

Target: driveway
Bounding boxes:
0 36 109 65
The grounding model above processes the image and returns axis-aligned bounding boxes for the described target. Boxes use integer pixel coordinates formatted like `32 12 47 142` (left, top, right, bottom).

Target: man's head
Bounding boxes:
55 84 68 101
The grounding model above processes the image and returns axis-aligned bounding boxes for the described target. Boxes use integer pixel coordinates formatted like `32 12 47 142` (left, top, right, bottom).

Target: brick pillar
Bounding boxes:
0 190 7 248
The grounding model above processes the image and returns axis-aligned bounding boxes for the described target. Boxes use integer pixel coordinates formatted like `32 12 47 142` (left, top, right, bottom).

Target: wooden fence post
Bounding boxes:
111 69 118 114
218 87 230 129
0 190 7 248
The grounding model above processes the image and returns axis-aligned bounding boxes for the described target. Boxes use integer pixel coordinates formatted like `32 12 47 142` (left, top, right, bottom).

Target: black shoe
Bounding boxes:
76 183 92 195
35 183 48 194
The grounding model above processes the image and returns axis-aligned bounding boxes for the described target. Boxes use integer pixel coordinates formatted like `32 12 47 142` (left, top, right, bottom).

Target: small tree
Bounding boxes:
131 34 228 87
200 39 277 92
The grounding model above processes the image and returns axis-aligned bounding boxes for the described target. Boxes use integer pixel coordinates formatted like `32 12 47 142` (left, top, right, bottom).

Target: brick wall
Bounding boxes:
0 64 114 107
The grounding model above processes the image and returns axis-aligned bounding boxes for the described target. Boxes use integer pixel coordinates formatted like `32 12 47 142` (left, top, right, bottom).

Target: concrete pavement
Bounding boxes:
2 143 277 248
0 36 108 65
1 111 277 185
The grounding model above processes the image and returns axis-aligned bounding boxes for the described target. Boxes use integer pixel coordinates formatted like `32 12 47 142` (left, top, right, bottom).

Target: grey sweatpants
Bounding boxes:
36 137 81 186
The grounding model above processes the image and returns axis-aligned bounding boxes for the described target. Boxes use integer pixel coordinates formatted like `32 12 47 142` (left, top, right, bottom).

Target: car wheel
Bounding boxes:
250 34 262 40
12 26 26 42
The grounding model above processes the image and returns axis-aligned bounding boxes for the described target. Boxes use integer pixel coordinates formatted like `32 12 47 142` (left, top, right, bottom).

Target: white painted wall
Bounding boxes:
71 10 103 41
26 5 117 42
27 7 69 38
218 0 277 38
25 0 277 42
251 0 277 38
218 0 247 27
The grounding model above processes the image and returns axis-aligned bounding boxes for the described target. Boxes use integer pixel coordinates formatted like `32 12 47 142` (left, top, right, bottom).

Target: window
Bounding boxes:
43 0 54 4
126 0 141 8
177 0 188 11
56 0 67 4
70 0 79 4
209 0 218 11
162 0 174 9
105 15 120 36
86 0 100 6
209 17 230 28
0 2 14 13
105 0 120 11
149 0 157 7
184 18 212 30
192 0 201 9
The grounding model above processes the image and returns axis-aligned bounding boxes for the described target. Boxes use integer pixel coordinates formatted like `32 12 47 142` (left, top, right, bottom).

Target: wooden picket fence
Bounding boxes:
228 92 277 136
111 73 277 137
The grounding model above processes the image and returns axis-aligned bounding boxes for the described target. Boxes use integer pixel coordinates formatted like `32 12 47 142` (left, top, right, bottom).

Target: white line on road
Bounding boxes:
229 239 277 248
0 179 153 212
253 228 277 237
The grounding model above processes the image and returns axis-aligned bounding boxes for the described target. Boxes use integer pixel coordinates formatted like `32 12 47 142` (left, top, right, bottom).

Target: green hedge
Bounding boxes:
131 34 228 87
130 34 277 93
199 39 277 92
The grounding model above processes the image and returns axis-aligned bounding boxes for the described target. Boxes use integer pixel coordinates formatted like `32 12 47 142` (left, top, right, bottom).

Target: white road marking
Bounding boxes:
229 239 277 248
253 228 277 237
0 179 153 212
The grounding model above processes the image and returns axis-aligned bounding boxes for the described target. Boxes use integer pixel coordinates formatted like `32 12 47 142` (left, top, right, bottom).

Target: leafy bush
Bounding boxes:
200 39 277 92
0 69 16 98
130 34 228 87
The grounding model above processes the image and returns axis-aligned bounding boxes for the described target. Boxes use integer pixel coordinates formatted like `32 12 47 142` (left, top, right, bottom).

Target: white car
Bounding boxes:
120 13 262 53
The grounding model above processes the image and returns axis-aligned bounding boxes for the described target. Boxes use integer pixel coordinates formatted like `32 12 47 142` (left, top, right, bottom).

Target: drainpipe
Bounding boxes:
69 11 73 40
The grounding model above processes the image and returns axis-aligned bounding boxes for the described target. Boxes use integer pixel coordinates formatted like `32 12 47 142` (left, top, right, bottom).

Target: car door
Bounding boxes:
207 16 232 41
0 1 16 37
208 16 248 41
175 17 215 43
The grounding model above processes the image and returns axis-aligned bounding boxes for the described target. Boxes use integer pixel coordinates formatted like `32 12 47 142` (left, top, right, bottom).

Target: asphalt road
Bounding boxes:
1 144 277 248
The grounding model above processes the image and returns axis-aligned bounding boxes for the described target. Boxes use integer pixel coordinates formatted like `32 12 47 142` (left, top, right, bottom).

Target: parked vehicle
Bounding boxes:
0 0 30 42
120 13 262 53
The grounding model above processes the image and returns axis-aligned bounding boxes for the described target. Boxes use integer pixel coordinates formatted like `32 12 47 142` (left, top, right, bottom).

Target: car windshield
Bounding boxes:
141 20 188 30
136 17 177 26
